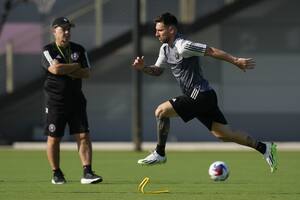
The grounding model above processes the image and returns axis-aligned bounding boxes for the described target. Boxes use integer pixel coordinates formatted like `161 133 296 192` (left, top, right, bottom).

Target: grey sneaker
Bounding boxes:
51 170 66 184
263 142 278 173
137 151 167 165
81 172 103 184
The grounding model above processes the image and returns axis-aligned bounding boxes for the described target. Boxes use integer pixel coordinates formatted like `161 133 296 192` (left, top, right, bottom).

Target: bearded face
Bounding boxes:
155 22 175 44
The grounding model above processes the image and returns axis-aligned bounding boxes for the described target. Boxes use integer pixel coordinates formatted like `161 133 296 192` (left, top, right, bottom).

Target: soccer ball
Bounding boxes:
208 161 230 181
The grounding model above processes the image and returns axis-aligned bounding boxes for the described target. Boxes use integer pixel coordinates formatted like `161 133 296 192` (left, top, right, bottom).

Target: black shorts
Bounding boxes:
169 90 227 130
44 102 89 137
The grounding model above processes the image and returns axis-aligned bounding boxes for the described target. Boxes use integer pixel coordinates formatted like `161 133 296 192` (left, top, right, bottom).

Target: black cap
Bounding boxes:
52 17 75 28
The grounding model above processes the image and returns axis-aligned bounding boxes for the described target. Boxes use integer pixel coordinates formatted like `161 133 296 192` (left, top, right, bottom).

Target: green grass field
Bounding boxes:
0 150 299 200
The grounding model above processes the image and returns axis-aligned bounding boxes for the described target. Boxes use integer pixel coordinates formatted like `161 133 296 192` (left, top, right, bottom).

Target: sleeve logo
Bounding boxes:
48 124 56 133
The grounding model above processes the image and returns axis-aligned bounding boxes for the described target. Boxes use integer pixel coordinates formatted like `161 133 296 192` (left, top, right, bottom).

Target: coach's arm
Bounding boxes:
48 59 90 79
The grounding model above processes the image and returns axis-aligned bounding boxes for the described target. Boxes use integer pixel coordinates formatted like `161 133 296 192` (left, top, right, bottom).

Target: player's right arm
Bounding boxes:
132 56 164 76
132 45 167 76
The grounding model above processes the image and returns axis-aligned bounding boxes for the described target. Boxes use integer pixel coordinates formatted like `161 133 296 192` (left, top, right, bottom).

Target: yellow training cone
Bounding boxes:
138 177 169 194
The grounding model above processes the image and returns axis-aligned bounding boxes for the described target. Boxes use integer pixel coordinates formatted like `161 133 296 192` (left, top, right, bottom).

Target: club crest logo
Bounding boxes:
71 52 79 61
49 124 56 133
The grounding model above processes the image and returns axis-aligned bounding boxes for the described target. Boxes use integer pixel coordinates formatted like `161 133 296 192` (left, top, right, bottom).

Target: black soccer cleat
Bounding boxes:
51 170 66 184
81 171 103 184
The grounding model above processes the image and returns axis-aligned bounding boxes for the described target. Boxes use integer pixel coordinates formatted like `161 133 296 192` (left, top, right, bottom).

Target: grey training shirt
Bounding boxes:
155 35 212 97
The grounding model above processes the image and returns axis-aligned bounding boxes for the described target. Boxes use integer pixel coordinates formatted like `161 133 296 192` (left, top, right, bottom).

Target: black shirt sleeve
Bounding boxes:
41 45 54 70
79 46 91 69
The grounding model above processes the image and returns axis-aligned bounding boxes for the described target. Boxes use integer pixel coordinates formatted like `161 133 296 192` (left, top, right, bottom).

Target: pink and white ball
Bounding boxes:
208 161 230 181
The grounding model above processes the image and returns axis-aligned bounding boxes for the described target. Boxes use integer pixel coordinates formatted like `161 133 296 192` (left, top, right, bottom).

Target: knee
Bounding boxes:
47 136 61 145
155 105 166 119
211 130 227 141
76 133 91 143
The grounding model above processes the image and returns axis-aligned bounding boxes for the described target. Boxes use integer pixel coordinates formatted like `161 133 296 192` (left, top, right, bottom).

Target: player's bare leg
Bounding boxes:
210 122 258 148
210 122 278 172
138 101 177 165
155 101 177 155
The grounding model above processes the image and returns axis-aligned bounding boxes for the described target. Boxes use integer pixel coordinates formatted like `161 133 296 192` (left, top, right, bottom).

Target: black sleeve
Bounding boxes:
41 46 54 70
79 46 91 69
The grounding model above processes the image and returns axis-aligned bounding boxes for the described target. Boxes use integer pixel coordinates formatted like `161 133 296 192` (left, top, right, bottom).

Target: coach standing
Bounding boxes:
41 17 102 184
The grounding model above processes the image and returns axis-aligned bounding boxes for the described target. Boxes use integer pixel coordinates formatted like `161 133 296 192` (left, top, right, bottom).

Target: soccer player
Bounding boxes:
132 12 278 173
42 17 102 184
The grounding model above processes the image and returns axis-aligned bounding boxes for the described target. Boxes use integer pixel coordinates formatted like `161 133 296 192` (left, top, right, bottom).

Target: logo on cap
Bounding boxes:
52 17 75 28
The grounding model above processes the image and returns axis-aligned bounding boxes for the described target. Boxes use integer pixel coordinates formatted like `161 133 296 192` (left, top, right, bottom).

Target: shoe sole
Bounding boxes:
137 159 167 166
51 179 66 184
81 177 103 184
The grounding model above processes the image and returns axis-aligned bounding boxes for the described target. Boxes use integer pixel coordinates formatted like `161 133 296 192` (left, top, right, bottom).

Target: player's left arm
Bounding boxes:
204 46 256 71
68 50 91 79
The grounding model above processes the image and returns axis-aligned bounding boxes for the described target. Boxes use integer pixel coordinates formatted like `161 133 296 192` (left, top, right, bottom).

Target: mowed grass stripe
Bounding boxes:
0 150 299 200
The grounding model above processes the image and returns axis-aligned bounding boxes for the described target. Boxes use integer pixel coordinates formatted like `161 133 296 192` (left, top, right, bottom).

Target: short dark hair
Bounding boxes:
154 12 178 28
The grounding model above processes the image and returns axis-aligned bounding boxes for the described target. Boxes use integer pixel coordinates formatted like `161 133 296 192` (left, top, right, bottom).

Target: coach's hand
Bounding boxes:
51 59 59 65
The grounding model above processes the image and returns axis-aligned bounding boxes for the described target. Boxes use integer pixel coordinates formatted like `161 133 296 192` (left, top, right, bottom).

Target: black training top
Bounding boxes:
41 41 91 106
